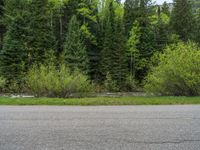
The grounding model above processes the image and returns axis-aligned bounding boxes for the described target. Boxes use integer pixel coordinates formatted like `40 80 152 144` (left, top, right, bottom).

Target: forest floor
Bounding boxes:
0 96 199 105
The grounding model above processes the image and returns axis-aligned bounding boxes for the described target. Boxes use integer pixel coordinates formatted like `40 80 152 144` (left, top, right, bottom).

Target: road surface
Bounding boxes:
0 105 200 150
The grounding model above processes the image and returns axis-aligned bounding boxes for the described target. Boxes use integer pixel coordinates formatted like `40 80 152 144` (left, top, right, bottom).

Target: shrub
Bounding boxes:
0 76 6 92
123 75 138 92
104 72 119 92
25 64 94 98
145 42 200 96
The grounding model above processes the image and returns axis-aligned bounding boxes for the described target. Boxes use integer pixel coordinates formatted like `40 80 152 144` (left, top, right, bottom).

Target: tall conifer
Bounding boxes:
170 0 194 41
27 0 56 65
63 15 89 73
0 0 28 83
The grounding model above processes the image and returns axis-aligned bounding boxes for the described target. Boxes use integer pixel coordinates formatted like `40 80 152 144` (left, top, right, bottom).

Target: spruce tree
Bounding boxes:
27 0 56 65
170 0 194 41
48 0 67 53
154 6 169 51
0 0 6 50
134 0 156 81
124 0 140 35
76 0 99 81
162 1 170 16
63 15 89 73
0 0 28 83
101 0 128 89
194 9 200 45
112 19 128 87
101 1 115 78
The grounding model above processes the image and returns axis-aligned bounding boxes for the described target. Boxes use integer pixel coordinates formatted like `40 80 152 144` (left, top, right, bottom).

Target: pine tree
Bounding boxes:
0 0 28 83
154 6 169 51
0 0 6 50
48 0 67 53
112 19 128 87
170 0 194 41
100 1 115 78
194 9 200 45
162 1 170 16
27 0 56 65
76 0 99 81
101 0 128 88
124 0 140 35
63 15 89 73
134 0 156 81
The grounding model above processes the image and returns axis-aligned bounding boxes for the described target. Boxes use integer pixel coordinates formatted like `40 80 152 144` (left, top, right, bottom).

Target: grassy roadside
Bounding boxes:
0 96 199 105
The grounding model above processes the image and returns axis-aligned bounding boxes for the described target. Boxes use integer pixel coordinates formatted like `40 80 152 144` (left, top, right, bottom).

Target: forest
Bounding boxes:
0 0 199 97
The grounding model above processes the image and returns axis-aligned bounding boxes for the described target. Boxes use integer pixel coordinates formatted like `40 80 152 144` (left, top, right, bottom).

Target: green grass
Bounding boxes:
0 96 199 105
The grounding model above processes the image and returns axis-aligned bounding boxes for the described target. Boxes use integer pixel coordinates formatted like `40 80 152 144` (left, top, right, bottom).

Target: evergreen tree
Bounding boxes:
48 0 68 53
101 0 128 88
161 1 170 16
124 0 140 35
170 0 194 41
194 9 200 45
124 0 153 36
134 0 156 81
77 0 99 81
27 0 56 65
63 15 89 73
154 6 169 51
0 0 6 50
0 0 28 83
123 0 157 81
100 1 115 78
112 18 128 87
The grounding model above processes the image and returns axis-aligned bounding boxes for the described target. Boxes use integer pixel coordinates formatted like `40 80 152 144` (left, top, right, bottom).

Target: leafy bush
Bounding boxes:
104 72 119 92
25 64 94 98
0 76 6 92
123 75 138 92
145 42 200 96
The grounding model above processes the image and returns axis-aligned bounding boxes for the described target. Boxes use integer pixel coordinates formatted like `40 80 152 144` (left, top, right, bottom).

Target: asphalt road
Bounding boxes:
0 106 200 150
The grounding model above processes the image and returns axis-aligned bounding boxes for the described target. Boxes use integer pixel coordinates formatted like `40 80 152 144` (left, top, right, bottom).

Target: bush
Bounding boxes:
145 42 200 96
123 75 138 92
104 72 119 92
25 64 95 98
0 76 6 92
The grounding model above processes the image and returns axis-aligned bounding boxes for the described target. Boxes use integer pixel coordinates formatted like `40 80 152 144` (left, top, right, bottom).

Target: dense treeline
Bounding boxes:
0 0 199 95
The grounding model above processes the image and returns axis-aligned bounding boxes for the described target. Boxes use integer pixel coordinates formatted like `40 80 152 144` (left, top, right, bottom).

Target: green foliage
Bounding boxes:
145 42 200 96
26 64 94 98
0 0 5 50
77 0 97 23
63 15 89 73
153 6 170 52
170 0 195 41
124 0 156 82
0 0 56 86
124 0 153 35
0 76 6 91
0 0 28 84
100 0 128 88
161 1 170 16
194 9 200 45
0 0 200 94
127 21 141 79
123 75 137 92
104 72 119 92
27 0 56 65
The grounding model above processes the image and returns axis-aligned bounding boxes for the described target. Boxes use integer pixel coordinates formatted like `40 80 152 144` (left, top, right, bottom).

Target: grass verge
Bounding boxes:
0 96 199 105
